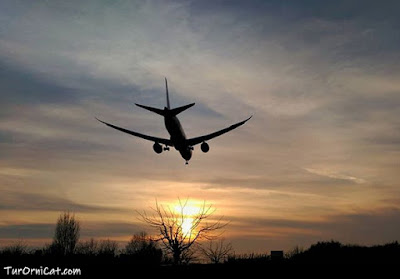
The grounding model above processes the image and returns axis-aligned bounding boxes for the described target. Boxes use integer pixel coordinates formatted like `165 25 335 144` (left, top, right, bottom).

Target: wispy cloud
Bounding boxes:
304 168 367 184
0 221 143 240
227 207 400 251
0 189 128 213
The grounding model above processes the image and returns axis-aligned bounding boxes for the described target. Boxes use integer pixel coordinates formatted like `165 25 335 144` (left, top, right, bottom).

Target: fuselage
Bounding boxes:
164 113 192 161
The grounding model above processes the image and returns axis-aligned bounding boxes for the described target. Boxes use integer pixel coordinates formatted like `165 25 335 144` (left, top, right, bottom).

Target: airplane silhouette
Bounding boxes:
96 78 252 164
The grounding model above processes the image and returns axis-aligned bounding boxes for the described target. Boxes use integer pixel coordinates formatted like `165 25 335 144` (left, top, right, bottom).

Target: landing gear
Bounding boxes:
185 161 188 165
164 146 170 151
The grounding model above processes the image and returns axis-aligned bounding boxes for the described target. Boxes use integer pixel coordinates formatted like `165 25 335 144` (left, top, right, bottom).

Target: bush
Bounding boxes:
123 232 163 265
75 238 99 256
97 239 118 257
0 242 28 256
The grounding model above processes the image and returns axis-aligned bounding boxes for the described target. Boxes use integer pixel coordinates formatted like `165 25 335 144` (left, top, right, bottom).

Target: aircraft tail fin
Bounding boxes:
135 78 195 117
165 77 171 109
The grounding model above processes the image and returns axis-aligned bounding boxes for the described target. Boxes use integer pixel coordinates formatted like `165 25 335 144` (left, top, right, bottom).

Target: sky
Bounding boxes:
1 0 400 253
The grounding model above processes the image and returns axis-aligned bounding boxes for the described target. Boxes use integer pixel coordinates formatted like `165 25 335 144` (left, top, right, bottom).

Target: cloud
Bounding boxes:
0 190 127 213
0 221 143 240
227 207 400 251
0 62 80 107
304 168 366 184
80 222 144 239
0 223 54 239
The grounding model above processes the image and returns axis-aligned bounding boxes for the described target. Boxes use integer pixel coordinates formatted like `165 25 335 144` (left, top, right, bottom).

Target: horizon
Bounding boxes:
1 0 400 254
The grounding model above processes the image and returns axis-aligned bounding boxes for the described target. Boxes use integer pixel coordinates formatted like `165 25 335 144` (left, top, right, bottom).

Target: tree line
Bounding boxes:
1 200 233 266
1 210 400 268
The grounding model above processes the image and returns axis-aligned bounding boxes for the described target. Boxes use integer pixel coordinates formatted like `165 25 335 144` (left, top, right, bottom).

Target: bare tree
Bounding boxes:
75 238 98 256
52 212 80 255
97 239 118 256
199 239 233 264
138 199 227 265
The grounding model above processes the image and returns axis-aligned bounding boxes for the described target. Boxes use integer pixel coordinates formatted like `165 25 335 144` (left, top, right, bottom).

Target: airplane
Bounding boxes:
96 78 252 164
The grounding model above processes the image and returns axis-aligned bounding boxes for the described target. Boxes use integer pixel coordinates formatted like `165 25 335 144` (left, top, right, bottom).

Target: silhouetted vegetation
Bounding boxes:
51 212 80 256
0 241 28 256
199 239 233 264
2 240 400 276
75 238 98 256
1 212 400 277
226 252 271 265
288 240 400 264
122 232 163 265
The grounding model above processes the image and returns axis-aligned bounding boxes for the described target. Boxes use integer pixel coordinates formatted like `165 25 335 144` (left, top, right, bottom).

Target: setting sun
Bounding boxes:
181 218 193 236
173 202 202 237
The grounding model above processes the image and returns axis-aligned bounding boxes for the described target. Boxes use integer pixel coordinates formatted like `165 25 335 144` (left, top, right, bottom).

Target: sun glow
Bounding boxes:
173 202 202 237
181 218 194 236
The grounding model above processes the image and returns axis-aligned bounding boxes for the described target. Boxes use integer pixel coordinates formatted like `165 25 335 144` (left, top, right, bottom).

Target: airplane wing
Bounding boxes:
186 116 252 146
96 118 172 146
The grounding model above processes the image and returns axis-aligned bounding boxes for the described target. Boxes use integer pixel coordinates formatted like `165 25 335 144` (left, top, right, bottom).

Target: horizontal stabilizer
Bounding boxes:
135 102 195 117
169 103 195 116
135 103 165 116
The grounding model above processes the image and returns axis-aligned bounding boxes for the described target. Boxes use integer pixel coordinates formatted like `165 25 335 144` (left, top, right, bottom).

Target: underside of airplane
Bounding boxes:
96 78 252 164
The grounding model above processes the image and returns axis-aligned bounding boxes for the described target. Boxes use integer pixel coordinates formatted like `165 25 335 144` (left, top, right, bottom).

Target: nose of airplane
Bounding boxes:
185 150 192 161
182 149 192 161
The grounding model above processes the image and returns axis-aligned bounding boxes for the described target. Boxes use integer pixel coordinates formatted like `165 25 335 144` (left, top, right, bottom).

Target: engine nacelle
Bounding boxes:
153 142 163 154
201 141 209 153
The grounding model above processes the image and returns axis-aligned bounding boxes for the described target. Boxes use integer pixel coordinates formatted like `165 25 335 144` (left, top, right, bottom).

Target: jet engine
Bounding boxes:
153 142 163 154
201 141 209 153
